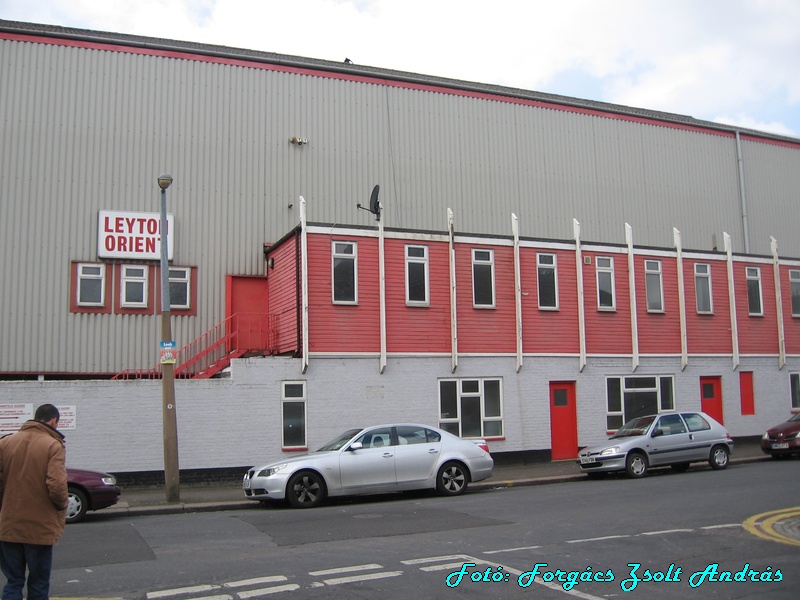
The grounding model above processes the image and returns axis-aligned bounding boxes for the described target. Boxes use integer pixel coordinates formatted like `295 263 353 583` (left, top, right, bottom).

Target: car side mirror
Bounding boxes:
651 429 663 438
348 442 363 451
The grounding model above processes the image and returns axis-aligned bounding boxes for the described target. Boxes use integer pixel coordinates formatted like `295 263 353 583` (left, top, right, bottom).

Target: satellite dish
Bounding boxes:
357 184 381 221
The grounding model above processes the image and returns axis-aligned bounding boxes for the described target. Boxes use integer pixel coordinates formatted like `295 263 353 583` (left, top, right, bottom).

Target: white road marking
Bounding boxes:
484 545 541 554
147 585 220 598
308 563 382 576
566 534 631 543
224 577 287 588
237 585 300 598
322 570 404 585
641 529 693 535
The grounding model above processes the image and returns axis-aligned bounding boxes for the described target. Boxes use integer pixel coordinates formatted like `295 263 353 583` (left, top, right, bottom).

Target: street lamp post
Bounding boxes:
158 174 180 503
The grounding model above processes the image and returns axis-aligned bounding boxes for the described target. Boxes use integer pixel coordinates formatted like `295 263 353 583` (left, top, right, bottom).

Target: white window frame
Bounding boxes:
168 267 191 310
120 264 148 308
77 263 106 307
596 256 616 311
790 270 800 317
438 377 503 439
605 375 675 431
537 253 559 310
405 244 429 306
791 373 800 410
746 266 763 316
645 259 664 312
332 241 358 304
471 248 495 308
694 263 713 314
281 381 307 449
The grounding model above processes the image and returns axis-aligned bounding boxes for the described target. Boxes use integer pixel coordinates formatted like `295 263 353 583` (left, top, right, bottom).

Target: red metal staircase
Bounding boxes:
112 312 275 380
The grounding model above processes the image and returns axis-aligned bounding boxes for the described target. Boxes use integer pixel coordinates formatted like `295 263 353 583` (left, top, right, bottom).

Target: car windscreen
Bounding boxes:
315 428 362 452
610 415 656 438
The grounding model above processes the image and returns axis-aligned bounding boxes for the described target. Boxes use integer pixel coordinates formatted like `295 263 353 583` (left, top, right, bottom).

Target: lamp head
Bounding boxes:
158 174 174 190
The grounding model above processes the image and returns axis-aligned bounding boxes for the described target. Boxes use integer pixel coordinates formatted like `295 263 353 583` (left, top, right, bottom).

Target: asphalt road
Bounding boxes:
49 458 800 600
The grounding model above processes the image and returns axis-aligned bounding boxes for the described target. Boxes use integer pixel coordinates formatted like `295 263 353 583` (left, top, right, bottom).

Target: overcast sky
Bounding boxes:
2 0 799 138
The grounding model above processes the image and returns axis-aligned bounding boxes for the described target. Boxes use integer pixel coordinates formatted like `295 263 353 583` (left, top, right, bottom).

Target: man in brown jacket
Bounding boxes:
0 404 68 600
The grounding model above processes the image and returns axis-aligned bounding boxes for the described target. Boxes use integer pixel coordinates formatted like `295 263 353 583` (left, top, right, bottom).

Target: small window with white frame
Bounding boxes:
596 256 615 310
472 249 495 308
694 263 713 314
405 245 429 306
332 241 357 304
746 266 763 316
120 265 148 308
645 259 664 312
790 270 800 317
606 375 675 430
439 378 503 439
169 267 191 309
537 253 558 310
790 373 800 410
77 263 106 306
282 381 307 449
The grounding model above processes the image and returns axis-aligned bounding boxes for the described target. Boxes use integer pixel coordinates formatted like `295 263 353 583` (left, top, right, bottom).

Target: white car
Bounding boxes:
576 412 734 478
243 424 493 508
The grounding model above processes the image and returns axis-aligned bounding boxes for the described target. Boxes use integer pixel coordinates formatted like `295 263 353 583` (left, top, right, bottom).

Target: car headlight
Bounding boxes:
101 476 117 486
599 446 620 456
762 432 769 440
257 464 288 478
786 432 799 441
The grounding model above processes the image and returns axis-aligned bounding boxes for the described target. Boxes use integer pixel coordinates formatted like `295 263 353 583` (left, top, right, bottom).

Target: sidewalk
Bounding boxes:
103 439 770 518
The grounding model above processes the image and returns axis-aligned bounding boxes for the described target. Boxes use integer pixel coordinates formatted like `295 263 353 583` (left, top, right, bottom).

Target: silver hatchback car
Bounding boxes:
243 424 494 508
576 412 734 478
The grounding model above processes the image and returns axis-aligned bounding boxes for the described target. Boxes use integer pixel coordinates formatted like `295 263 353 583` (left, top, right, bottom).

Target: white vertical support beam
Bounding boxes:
512 214 523 373
626 223 640 372
378 212 387 374
299 197 310 374
574 219 587 372
448 208 458 373
674 228 689 371
771 236 786 370
724 233 740 370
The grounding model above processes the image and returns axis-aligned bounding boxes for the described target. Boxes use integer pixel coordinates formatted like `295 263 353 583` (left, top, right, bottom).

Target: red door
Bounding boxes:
549 381 578 460
227 275 269 351
700 376 724 424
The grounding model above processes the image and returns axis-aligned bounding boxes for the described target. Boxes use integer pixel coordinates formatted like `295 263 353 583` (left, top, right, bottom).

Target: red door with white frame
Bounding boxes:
549 381 578 460
227 275 269 352
700 376 724 424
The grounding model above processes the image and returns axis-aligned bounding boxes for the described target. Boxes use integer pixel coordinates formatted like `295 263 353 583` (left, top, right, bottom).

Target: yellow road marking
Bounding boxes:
743 506 800 547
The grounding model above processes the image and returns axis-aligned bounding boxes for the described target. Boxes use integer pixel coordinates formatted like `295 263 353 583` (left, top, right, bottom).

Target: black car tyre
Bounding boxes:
66 486 88 524
286 471 325 508
709 445 729 470
625 452 648 478
671 462 691 473
436 461 469 496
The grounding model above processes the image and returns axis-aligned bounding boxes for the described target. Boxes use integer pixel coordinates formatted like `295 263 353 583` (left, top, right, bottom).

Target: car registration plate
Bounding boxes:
243 479 251 489
580 457 596 464
772 443 789 450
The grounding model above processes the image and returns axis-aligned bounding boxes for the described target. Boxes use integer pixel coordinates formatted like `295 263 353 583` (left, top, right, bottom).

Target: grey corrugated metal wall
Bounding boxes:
1 34 799 375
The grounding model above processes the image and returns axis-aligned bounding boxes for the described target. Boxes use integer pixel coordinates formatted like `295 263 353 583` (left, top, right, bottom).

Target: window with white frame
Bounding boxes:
694 263 713 314
790 374 800 410
282 381 306 448
168 268 191 309
606 375 675 430
405 245 429 306
77 263 106 306
790 270 800 317
120 265 148 308
472 249 495 308
332 241 357 304
439 378 503 438
596 256 615 310
645 260 664 312
746 266 763 316
537 253 558 309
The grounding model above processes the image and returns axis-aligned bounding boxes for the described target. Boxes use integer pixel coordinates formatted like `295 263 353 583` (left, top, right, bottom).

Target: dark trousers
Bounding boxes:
0 541 53 600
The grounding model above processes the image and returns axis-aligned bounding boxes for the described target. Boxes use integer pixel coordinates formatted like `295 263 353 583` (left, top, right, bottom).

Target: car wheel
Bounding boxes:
286 471 325 508
671 462 690 473
709 445 729 470
625 452 648 478
436 461 469 496
66 486 88 524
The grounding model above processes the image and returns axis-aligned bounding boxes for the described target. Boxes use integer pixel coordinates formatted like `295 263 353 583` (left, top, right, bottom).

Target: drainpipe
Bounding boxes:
735 131 751 254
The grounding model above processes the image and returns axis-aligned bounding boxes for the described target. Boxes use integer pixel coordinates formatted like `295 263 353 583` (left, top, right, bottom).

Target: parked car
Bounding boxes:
761 413 800 458
243 424 493 508
66 468 122 523
576 412 734 478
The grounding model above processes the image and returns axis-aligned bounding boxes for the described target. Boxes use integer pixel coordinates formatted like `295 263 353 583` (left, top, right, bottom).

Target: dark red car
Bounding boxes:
761 413 800 458
66 468 122 523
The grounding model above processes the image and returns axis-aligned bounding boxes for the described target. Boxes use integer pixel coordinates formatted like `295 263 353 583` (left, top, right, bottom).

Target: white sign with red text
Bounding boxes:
98 210 174 260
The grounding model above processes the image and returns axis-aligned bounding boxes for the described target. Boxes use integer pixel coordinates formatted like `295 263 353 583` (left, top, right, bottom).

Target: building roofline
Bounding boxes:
2 19 799 147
